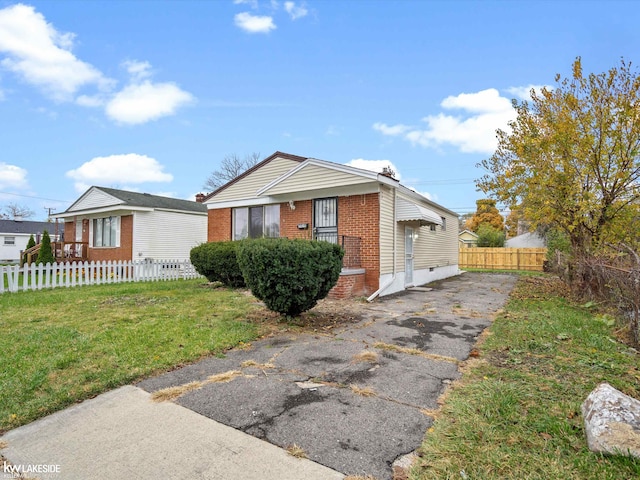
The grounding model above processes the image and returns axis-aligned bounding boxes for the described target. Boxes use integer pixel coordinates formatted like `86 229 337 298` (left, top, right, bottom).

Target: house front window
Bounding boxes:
92 216 119 247
233 205 280 240
3 236 15 245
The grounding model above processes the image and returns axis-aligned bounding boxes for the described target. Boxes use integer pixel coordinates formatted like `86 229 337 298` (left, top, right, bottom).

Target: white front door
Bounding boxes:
75 221 83 242
405 226 414 286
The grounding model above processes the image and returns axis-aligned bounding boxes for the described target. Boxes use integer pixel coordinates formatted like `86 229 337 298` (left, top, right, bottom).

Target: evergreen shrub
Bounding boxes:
237 238 344 317
190 241 245 287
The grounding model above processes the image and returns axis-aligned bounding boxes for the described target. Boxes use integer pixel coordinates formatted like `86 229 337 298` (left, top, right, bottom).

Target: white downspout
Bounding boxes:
367 186 397 302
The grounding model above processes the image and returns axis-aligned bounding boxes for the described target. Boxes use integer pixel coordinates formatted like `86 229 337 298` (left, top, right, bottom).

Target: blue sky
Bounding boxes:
0 0 639 221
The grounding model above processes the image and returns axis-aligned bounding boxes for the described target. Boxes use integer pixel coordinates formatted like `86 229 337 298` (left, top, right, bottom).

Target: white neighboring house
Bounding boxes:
505 232 546 248
53 186 208 263
0 219 62 263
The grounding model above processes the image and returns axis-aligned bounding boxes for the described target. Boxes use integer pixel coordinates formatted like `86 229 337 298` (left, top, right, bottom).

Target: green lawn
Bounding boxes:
412 275 640 480
0 280 260 433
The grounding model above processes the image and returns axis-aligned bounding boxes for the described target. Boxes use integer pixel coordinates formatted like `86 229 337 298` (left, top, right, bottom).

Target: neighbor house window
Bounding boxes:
233 205 280 240
92 216 119 247
3 236 15 245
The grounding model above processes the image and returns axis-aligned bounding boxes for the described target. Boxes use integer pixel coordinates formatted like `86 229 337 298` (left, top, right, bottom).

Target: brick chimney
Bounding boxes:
380 166 397 180
195 193 206 203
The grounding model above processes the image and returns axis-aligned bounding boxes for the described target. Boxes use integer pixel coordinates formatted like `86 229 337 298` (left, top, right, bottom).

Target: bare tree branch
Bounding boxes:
203 153 261 192
1 203 35 219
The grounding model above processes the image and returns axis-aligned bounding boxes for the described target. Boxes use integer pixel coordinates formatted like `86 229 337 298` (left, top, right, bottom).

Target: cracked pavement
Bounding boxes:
137 272 517 479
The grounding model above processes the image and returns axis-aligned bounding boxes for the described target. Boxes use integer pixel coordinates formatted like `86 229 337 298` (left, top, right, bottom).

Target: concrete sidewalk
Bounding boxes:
1 385 343 480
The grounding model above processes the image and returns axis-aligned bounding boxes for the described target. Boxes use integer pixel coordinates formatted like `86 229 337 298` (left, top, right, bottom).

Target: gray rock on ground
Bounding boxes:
581 382 640 458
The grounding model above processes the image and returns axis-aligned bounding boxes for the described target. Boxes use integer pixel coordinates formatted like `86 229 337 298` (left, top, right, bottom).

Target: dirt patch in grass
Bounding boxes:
245 296 368 334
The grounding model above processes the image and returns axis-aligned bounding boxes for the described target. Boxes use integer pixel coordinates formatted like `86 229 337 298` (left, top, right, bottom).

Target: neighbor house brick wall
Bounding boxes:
64 221 75 241
208 208 232 242
280 200 313 240
337 193 380 295
88 215 133 262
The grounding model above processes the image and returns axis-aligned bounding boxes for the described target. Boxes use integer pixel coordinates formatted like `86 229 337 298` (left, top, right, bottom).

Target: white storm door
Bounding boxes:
405 226 414 286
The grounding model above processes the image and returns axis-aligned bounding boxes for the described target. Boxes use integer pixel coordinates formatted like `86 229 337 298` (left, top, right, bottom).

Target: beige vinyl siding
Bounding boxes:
395 196 458 272
132 210 207 261
379 186 395 274
211 157 300 202
266 164 373 196
70 189 122 211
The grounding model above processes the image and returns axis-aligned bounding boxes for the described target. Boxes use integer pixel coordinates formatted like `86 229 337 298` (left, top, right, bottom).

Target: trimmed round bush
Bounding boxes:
237 238 344 317
190 241 245 287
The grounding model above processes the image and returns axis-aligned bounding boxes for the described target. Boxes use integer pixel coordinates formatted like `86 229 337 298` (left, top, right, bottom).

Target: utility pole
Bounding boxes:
44 207 56 221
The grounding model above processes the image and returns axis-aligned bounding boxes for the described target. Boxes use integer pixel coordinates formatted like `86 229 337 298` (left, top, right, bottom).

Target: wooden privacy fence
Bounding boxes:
1 259 202 294
459 247 547 272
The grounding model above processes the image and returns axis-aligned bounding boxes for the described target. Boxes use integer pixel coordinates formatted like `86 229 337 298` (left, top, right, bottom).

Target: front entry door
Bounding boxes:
405 226 414 286
313 198 338 243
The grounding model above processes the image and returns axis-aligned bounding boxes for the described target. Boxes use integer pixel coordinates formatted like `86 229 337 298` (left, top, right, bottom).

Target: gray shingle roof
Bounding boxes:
73 187 207 213
0 219 58 235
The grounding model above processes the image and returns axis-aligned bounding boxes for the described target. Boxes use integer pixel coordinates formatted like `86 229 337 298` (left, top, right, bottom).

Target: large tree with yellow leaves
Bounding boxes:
477 58 640 254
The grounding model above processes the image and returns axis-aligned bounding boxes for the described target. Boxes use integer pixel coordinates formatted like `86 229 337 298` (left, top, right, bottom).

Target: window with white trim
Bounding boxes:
92 216 120 247
233 205 280 240
3 236 15 245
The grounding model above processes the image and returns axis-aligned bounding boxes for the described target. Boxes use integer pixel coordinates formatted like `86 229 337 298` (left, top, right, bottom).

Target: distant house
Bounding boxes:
203 151 460 298
0 219 62 263
53 187 207 263
505 231 546 248
458 229 479 248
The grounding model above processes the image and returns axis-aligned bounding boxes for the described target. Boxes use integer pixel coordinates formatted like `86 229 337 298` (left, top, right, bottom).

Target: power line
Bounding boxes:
0 190 72 203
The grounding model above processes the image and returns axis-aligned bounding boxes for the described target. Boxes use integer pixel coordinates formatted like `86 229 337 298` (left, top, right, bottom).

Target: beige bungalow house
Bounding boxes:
53 187 208 263
203 151 460 299
458 229 479 248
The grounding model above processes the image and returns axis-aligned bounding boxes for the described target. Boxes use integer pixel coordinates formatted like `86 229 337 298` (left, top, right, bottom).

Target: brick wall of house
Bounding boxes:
64 221 75 241
89 215 133 262
205 194 381 296
337 193 380 294
208 208 232 241
280 200 313 240
328 272 366 299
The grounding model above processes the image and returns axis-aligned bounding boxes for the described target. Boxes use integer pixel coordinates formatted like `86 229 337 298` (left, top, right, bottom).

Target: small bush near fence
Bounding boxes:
190 242 245 288
237 238 344 317
554 245 640 347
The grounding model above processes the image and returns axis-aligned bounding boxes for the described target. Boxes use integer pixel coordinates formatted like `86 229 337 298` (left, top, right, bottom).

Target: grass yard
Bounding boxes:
412 275 640 480
0 280 260 433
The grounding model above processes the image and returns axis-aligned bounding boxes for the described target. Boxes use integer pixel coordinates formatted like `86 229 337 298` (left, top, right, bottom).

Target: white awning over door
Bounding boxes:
396 198 443 226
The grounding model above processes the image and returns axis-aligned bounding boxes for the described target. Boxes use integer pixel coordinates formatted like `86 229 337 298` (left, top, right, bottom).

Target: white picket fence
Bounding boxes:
0 259 202 294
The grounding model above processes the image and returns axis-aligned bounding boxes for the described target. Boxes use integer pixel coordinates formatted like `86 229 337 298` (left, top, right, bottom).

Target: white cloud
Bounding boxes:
373 88 518 154
234 12 277 33
346 159 401 181
105 81 194 125
122 60 152 82
284 2 308 20
373 122 411 136
506 84 551 101
0 162 28 190
0 4 110 101
66 154 173 192
234 0 259 7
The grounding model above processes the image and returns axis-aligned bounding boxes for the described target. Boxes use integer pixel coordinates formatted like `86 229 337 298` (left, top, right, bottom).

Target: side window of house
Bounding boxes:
430 224 436 232
441 217 446 231
4 236 15 245
92 216 119 247
233 205 280 240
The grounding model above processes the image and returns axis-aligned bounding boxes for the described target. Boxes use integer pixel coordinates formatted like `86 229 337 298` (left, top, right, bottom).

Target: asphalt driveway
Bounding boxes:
137 272 517 479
